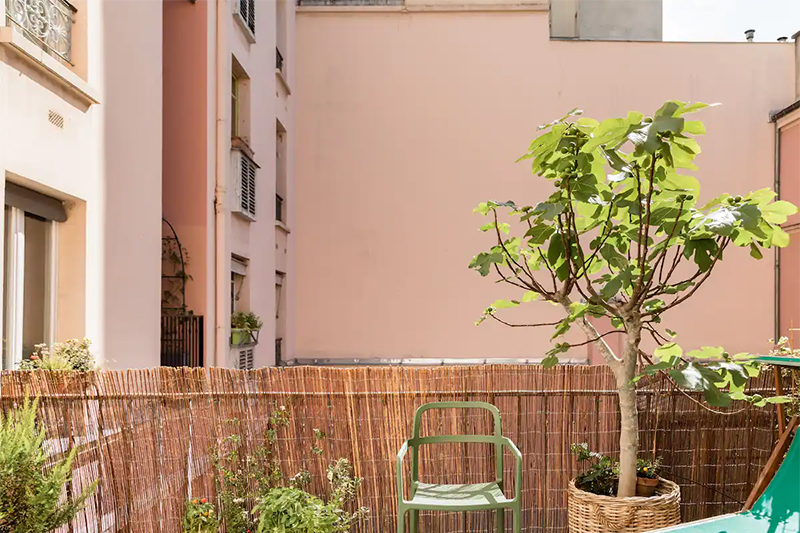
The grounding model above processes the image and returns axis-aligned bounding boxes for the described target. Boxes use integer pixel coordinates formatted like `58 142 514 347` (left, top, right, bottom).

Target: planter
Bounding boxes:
636 477 660 497
568 478 680 532
231 328 260 346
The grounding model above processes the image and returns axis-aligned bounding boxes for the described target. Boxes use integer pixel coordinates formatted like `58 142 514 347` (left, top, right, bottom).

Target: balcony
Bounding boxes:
5 0 75 63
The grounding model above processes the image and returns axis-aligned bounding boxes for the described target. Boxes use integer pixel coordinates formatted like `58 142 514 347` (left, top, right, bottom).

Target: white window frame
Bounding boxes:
3 207 57 369
233 0 256 43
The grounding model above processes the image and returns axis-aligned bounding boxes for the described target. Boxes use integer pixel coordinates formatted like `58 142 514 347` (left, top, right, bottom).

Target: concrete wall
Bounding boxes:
100 0 163 368
779 119 800 345
551 0 662 40
295 10 794 362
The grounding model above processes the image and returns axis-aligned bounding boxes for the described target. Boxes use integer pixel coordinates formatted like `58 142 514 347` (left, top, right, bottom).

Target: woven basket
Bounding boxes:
568 478 681 532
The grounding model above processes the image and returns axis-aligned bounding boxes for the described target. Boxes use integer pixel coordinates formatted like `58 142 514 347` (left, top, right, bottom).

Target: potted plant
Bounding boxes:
636 457 662 497
231 311 263 346
470 102 794 531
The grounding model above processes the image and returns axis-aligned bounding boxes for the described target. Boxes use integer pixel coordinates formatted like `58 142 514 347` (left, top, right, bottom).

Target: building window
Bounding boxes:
276 120 287 223
234 0 256 42
231 73 240 138
231 255 247 313
275 272 285 366
2 183 66 369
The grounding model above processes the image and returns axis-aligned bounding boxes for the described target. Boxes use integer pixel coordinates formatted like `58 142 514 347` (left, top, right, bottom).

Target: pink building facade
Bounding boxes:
294 3 799 364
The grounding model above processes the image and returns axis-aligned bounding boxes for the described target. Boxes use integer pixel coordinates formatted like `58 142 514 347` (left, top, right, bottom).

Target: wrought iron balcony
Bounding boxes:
5 0 76 63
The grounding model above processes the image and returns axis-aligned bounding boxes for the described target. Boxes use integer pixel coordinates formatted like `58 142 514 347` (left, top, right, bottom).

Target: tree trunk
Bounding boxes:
616 322 641 498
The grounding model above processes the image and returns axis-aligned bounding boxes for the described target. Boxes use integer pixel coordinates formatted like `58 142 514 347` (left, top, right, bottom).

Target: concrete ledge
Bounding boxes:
0 25 99 106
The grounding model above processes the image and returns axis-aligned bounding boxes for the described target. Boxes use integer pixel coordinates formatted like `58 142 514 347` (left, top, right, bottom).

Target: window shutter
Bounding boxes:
239 153 257 218
238 348 254 370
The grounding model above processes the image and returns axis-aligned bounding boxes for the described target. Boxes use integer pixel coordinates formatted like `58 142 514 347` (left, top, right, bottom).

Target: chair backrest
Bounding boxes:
748 430 800 526
409 401 505 486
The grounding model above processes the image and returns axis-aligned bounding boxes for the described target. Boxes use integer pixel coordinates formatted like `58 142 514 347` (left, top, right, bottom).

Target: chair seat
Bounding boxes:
408 482 512 510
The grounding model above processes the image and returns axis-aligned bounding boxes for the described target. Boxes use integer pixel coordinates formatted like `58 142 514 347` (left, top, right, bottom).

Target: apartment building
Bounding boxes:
0 0 163 370
0 0 294 371
162 0 295 369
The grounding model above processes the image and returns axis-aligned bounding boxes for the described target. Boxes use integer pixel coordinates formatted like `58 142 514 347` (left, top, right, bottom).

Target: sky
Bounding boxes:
663 0 800 42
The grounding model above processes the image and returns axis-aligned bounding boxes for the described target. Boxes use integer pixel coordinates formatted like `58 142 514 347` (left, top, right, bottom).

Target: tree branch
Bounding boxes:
488 314 561 328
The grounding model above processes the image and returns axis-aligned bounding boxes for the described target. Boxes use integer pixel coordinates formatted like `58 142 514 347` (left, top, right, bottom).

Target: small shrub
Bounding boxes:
183 498 217 533
18 339 95 372
231 311 263 332
570 443 617 497
636 457 662 479
0 397 97 533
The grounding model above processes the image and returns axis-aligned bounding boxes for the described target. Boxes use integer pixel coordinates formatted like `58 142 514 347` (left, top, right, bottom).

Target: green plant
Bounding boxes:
18 339 95 372
182 498 217 533
570 443 617 496
231 311 263 332
254 461 367 533
0 397 97 532
637 457 661 479
470 102 795 496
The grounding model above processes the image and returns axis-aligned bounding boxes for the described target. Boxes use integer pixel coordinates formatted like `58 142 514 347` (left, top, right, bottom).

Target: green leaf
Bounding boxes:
522 291 539 303
749 243 763 260
685 346 724 360
682 121 706 135
762 200 798 224
490 299 519 310
525 224 556 246
654 342 682 360
541 354 559 369
771 226 790 248
532 202 565 220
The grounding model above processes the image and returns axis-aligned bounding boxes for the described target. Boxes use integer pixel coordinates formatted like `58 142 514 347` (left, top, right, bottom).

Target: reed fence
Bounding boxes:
0 365 780 533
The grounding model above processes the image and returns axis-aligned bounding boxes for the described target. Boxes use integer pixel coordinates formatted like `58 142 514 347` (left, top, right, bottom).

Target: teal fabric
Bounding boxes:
654 433 799 533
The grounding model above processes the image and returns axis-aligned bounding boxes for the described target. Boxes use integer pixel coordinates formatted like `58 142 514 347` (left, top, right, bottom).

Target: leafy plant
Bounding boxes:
18 339 95 372
162 236 192 313
570 443 617 496
471 102 796 496
0 397 97 532
211 405 366 533
254 460 367 533
636 457 661 479
183 498 217 533
231 311 264 332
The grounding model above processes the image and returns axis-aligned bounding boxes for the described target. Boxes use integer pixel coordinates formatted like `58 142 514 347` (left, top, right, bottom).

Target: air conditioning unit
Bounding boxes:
232 149 257 220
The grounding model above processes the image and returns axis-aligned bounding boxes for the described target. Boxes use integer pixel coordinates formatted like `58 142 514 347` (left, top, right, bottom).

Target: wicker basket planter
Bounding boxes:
568 478 681 532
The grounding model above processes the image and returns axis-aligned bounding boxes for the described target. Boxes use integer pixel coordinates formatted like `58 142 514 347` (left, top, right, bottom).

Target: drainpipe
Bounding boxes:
214 0 228 367
774 122 781 344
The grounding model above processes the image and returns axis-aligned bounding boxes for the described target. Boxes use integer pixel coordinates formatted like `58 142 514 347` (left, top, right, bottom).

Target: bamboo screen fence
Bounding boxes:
0 365 780 533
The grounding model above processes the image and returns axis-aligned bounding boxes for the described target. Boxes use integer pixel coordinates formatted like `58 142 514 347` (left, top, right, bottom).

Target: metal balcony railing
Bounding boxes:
161 315 204 367
5 0 76 63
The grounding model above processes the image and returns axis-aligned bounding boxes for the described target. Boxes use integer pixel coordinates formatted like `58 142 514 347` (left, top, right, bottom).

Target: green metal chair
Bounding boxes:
396 401 522 533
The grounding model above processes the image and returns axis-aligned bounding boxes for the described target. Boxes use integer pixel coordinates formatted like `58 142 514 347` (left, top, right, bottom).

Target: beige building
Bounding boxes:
0 0 295 371
293 0 798 365
0 0 163 370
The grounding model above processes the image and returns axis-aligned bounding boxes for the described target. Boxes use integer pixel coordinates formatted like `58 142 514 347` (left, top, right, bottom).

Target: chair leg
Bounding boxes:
397 508 406 533
495 507 505 533
513 505 521 533
410 509 419 533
